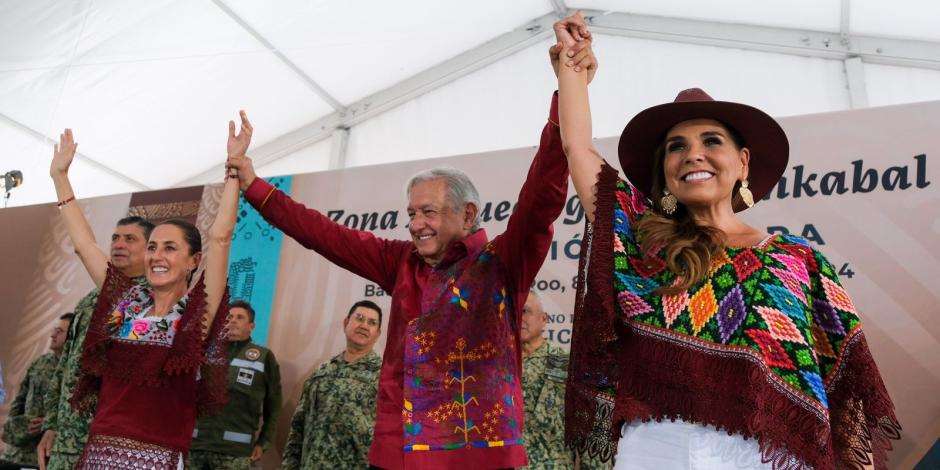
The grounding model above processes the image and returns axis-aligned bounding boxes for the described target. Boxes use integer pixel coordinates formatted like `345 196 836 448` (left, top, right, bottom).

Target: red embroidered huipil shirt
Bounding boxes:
243 94 566 470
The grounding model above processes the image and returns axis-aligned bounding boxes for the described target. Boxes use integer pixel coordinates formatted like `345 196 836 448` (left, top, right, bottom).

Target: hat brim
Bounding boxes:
617 100 789 212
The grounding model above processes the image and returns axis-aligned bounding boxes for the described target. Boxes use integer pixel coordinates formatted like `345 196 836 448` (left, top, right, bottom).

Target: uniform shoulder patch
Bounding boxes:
245 347 261 360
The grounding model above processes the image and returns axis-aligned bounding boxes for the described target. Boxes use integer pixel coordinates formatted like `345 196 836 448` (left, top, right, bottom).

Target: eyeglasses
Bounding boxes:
353 312 380 327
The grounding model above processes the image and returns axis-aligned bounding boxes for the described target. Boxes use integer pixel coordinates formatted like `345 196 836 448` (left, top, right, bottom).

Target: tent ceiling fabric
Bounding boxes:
2 0 939 208
222 0 548 105
574 0 843 32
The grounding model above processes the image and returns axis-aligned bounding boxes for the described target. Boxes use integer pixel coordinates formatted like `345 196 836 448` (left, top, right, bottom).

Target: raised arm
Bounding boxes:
226 154 409 291
556 13 605 223
495 13 599 292
49 130 109 287
497 93 568 292
201 111 250 333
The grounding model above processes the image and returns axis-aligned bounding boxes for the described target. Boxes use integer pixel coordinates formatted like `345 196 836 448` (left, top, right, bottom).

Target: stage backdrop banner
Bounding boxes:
226 175 294 347
1 99 937 469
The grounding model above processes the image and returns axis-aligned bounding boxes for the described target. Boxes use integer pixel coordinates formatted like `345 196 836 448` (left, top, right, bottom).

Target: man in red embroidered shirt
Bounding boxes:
226 58 595 468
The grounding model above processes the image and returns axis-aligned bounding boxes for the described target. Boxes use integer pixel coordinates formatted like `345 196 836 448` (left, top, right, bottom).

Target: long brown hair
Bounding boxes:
636 122 745 295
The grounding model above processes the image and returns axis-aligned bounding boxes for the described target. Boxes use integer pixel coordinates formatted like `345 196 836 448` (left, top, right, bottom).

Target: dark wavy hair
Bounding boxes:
637 121 746 295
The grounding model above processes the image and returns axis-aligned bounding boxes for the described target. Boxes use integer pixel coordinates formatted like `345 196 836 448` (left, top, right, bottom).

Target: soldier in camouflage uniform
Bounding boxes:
37 217 152 470
521 291 608 470
282 300 384 470
1 314 72 468
189 300 282 470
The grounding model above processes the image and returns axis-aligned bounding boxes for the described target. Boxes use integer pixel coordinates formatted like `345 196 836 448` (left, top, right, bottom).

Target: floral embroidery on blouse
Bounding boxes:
107 284 186 347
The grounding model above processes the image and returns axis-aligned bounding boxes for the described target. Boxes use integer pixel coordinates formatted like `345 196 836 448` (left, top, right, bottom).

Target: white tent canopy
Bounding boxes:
3 0 939 208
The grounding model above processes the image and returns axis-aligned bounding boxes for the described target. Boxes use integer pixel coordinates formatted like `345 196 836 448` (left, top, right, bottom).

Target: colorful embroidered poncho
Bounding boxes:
565 164 900 470
70 265 230 468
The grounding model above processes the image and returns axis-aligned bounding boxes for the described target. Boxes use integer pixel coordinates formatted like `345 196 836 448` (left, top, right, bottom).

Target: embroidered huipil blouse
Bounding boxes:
71 266 229 469
565 165 900 470
243 94 568 470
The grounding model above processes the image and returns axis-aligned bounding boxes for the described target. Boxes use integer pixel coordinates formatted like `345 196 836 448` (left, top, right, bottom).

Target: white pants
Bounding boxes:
613 420 773 470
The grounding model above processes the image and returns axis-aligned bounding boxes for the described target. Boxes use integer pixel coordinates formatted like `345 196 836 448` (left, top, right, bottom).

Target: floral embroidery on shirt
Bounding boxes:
108 284 186 346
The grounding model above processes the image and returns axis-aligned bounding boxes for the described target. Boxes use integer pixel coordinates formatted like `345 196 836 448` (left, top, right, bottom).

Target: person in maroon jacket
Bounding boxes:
224 71 595 470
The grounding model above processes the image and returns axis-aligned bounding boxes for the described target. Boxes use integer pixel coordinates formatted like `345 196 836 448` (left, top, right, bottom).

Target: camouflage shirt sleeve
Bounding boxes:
281 373 315 470
2 354 54 447
41 348 66 432
256 349 283 451
42 289 98 433
2 364 31 446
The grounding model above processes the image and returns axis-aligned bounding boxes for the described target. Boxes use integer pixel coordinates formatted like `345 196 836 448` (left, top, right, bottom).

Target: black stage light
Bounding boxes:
2 170 23 207
2 170 23 190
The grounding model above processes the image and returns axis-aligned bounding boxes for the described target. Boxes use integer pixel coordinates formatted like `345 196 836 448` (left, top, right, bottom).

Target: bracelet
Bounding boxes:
57 196 75 209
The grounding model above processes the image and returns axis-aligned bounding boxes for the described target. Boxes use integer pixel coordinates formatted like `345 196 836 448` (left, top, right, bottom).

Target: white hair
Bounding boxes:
528 288 542 300
406 167 481 231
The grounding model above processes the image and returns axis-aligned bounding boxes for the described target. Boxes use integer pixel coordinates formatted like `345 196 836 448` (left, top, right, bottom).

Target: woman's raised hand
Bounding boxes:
227 110 253 158
48 127 109 287
553 10 590 47
50 129 78 177
550 11 598 83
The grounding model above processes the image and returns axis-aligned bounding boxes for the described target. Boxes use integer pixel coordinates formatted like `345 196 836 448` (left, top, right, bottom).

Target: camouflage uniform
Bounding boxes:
1 352 59 467
187 451 252 470
41 288 99 470
189 338 282 470
521 341 608 470
281 351 381 470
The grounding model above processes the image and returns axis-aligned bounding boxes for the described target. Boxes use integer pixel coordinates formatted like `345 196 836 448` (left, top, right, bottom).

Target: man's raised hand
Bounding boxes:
226 154 257 191
550 11 598 84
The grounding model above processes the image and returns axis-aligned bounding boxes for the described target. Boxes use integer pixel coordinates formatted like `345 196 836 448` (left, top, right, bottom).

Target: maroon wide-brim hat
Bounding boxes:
618 88 789 211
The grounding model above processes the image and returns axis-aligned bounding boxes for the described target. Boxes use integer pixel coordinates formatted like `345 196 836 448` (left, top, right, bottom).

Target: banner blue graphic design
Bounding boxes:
228 176 292 346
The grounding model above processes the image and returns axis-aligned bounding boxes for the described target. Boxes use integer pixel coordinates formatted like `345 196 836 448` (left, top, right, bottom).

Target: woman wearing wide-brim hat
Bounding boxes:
552 12 900 470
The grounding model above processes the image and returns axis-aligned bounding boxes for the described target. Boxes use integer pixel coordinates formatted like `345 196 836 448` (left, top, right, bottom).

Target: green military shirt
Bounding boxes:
1 352 59 466
191 338 282 457
43 277 148 464
521 341 608 470
281 351 381 470
42 288 98 459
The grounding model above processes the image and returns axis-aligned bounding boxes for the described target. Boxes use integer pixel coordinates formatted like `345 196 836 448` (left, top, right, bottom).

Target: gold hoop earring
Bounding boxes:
660 190 677 215
739 180 755 208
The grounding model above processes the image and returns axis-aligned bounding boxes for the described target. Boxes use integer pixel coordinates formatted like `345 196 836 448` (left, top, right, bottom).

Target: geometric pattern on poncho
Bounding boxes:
611 180 861 410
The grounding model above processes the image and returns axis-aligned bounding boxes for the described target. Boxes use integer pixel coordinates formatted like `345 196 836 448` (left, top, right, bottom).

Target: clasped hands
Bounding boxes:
550 11 597 83
223 12 596 190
